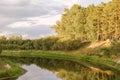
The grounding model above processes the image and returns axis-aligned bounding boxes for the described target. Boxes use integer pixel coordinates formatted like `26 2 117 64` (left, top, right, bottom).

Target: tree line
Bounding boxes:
0 35 87 50
52 0 120 41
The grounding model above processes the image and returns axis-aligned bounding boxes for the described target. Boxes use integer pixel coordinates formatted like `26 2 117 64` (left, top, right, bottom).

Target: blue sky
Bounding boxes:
0 0 110 39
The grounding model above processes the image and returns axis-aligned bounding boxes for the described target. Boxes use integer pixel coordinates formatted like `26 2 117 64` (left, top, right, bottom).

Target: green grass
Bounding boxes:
1 50 120 74
0 58 24 79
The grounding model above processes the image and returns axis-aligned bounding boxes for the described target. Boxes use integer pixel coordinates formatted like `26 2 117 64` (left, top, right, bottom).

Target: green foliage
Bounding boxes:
52 39 82 50
0 59 23 79
53 0 120 41
33 37 84 50
52 4 87 40
100 47 111 57
33 37 59 50
0 45 2 54
0 36 86 51
110 41 120 56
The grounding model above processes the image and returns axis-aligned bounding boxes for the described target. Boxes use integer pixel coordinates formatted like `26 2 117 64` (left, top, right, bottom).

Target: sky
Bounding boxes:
0 0 110 39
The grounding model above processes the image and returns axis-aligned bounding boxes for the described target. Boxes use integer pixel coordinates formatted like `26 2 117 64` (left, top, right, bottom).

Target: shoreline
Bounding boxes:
0 50 120 78
0 58 26 79
1 50 120 73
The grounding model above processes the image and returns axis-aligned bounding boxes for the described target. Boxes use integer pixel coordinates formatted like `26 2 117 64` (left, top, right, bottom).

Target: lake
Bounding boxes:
3 57 120 80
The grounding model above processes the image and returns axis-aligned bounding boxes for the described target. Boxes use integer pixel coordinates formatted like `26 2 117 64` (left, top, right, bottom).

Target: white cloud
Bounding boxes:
0 0 25 5
22 34 29 39
7 14 61 28
39 33 56 38
8 21 33 28
0 31 12 36
78 0 110 7
55 0 79 7
56 0 110 7
27 14 61 25
0 15 15 26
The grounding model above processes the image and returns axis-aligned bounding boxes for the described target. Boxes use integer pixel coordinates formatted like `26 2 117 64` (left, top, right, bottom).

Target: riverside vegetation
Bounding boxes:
0 0 120 80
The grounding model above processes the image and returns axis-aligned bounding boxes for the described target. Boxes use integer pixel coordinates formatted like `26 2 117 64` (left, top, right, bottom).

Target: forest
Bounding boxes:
53 0 120 41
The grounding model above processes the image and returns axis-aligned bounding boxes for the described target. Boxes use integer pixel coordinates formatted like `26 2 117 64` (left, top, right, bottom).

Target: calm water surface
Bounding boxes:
17 64 61 80
3 57 119 80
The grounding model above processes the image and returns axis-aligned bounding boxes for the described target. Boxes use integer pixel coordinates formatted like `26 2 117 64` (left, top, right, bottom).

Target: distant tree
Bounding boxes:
9 35 22 41
0 36 7 44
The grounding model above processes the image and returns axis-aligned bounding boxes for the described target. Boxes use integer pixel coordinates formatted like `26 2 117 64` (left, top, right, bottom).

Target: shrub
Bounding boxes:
52 40 90 50
110 42 120 56
0 45 2 54
100 47 111 57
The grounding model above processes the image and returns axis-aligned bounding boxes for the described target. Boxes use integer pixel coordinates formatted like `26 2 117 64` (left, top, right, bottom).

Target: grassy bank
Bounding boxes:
0 58 24 79
1 50 120 74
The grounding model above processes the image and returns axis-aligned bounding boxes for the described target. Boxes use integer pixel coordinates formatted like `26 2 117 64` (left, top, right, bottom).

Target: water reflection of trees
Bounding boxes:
3 57 120 80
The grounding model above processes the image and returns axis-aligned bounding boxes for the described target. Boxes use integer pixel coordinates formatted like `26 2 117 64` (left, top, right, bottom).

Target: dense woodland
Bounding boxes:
0 0 120 50
53 0 120 41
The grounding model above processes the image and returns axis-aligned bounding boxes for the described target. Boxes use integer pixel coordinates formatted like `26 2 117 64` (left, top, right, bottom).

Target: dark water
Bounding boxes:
3 57 120 80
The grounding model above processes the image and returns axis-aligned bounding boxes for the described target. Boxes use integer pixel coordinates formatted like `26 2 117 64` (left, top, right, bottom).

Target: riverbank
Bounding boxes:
0 58 25 80
1 50 120 75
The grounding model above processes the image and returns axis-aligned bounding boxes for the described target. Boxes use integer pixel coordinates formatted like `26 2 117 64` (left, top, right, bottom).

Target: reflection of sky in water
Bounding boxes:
17 64 61 80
